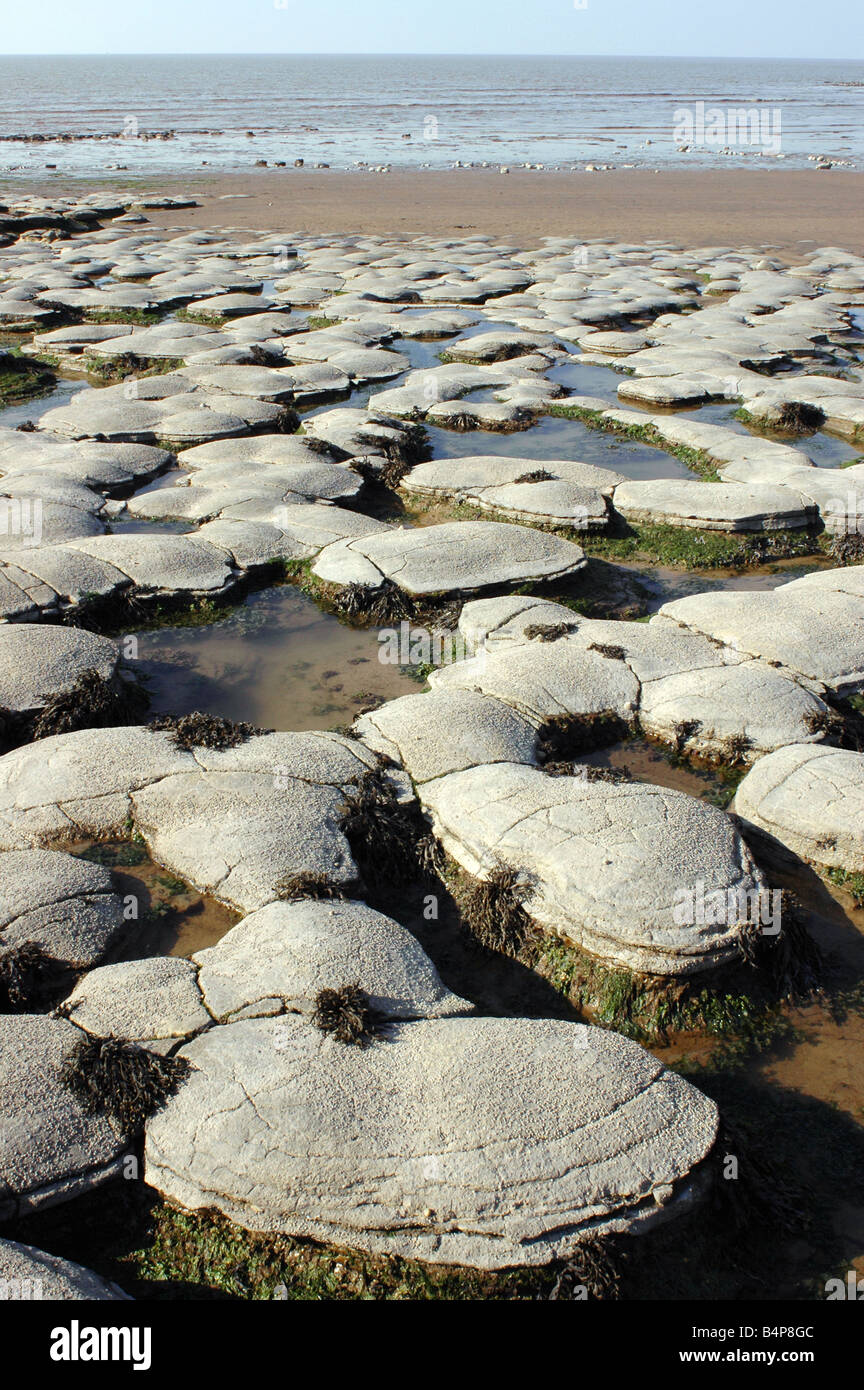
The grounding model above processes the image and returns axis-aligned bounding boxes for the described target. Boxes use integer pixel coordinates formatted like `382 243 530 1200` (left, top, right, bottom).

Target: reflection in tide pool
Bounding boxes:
423 413 694 480
136 582 421 732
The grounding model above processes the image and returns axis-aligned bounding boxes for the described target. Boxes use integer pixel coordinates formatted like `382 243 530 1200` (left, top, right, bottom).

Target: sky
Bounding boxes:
4 0 862 60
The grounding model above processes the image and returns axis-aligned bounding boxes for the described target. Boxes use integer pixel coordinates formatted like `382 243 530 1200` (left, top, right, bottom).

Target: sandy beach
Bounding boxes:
14 168 864 252
2 139 864 1322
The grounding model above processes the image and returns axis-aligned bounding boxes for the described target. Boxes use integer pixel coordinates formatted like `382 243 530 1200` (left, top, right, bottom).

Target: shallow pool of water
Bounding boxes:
135 582 421 731
423 413 694 480
0 375 87 429
69 839 239 958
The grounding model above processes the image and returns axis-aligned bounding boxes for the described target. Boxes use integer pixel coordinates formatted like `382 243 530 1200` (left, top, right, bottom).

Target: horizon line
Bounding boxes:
1 51 860 61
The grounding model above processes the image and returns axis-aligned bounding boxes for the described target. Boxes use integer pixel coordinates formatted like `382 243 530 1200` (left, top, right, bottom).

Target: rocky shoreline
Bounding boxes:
1 195 863 1298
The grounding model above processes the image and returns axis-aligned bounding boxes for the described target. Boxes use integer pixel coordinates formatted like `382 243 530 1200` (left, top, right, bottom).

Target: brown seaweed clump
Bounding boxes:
333 579 416 626
150 711 267 750
60 1035 191 1137
276 873 352 902
312 983 387 1047
338 766 439 891
33 669 149 741
0 942 70 1013
458 862 534 957
513 468 555 483
524 622 578 642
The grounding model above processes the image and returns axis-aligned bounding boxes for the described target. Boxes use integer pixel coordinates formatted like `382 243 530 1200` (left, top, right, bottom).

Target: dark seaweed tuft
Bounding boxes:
312 983 387 1047
60 1035 191 1137
458 861 533 957
150 711 268 750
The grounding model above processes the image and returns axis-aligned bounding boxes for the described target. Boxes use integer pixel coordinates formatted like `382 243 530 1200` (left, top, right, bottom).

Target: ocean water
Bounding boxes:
0 54 862 177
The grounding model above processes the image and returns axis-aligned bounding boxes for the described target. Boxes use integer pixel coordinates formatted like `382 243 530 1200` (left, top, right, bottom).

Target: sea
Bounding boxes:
0 54 862 178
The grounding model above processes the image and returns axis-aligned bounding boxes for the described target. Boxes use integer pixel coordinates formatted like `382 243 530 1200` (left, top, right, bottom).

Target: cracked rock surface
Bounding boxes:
0 848 128 968
421 762 764 976
733 744 864 872
144 1013 718 1268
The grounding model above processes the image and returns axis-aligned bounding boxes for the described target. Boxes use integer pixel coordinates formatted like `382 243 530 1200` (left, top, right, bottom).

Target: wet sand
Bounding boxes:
17 169 864 253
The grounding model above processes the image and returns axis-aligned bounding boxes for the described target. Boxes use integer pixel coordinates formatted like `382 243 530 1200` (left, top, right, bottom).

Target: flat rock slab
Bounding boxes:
67 534 232 593
611 480 815 532
0 1239 130 1300
0 546 132 620
732 744 864 872
179 362 350 401
0 848 127 968
639 662 830 760
0 1015 126 1221
430 636 639 725
0 726 195 849
0 625 118 713
312 521 586 595
193 898 473 1023
402 455 623 528
40 383 285 446
0 730 386 907
422 762 765 976
0 432 171 491
0 498 103 549
132 770 357 915
194 508 390 568
144 1012 718 1268
128 732 383 913
62 957 211 1043
356 688 538 783
456 598 743 676
654 577 864 695
302 407 425 463
178 434 340 471
442 330 563 362
125 459 362 520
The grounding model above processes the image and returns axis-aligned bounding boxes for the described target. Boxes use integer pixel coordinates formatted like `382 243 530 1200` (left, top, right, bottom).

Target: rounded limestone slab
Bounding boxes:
0 546 131 620
175 364 302 403
144 1013 718 1269
193 898 473 1023
0 497 103 549
611 479 816 532
355 688 538 783
429 635 639 726
421 761 766 976
0 1239 131 1301
441 330 563 363
177 433 341 471
194 508 390 568
654 578 864 696
61 957 211 1043
401 454 623 528
0 848 128 969
128 731 383 914
0 432 172 490
0 1015 126 1221
0 726 196 849
67 533 232 593
732 744 864 872
639 661 831 760
0 625 118 714
312 520 586 596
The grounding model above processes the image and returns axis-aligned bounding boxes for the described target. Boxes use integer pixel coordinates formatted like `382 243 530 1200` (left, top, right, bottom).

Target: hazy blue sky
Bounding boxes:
4 0 862 59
